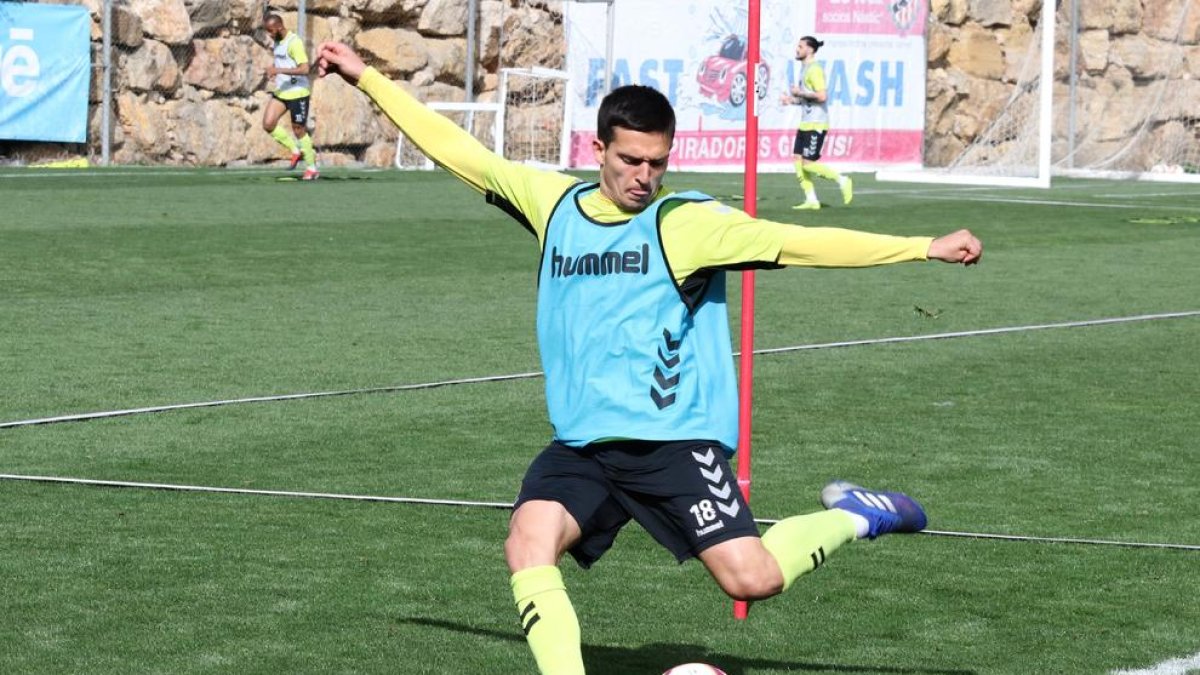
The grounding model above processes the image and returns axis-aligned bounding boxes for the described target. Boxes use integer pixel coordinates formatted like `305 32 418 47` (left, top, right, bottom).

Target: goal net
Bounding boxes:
499 67 572 169
395 68 571 171
1060 0 1200 183
878 0 1200 188
394 103 502 170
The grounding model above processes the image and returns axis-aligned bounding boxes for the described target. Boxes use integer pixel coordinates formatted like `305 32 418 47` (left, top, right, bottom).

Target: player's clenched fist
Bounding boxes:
315 42 367 85
927 229 982 266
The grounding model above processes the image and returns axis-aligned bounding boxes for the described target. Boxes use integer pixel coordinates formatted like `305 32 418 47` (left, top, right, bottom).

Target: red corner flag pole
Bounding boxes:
734 0 762 622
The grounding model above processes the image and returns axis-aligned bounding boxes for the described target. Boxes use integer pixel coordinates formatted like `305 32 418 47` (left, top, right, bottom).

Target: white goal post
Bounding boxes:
394 67 572 171
876 0 1055 189
394 102 503 170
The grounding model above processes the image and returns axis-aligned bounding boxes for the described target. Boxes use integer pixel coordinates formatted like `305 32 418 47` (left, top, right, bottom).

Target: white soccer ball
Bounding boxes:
662 664 727 675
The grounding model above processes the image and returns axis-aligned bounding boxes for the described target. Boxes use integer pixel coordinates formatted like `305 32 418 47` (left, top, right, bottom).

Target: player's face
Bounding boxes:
593 127 672 212
264 19 285 40
795 41 811 60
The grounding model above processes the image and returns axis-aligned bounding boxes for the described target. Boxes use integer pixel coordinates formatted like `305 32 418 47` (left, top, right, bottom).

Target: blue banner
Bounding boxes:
0 3 91 143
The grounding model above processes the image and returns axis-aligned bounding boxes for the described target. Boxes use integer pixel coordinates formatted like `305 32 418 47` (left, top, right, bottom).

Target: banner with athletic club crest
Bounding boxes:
565 0 930 171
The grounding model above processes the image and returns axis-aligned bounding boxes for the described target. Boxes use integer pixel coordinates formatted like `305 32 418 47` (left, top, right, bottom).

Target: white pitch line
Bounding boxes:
4 473 1198 552
867 179 1124 194
915 529 1200 552
0 168 388 180
754 515 1200 551
3 311 1197 430
0 169 270 179
1110 652 1200 675
750 310 1200 356
0 167 339 179
1102 191 1200 200
0 473 515 510
906 193 1200 211
0 372 543 429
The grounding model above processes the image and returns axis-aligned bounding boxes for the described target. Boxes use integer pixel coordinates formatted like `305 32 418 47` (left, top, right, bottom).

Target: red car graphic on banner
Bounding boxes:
696 35 769 107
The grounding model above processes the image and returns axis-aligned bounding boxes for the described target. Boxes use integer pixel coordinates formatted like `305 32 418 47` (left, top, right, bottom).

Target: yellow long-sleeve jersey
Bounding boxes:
356 67 931 283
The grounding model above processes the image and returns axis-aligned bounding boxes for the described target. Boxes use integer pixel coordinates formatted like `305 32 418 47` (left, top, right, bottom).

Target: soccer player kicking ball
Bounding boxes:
316 41 981 675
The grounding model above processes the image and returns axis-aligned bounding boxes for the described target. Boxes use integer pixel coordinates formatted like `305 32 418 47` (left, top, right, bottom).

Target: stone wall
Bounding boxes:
7 0 1198 169
7 0 565 166
926 0 1200 168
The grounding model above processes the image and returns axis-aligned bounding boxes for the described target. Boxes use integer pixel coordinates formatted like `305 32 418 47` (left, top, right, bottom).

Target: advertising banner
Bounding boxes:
0 3 91 143
565 0 928 171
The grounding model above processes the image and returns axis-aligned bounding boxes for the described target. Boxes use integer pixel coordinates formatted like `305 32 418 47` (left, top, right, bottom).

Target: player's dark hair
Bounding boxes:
801 35 825 51
264 13 283 25
596 85 675 144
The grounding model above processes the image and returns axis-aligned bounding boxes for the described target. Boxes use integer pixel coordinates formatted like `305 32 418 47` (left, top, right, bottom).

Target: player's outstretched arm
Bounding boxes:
315 41 495 193
926 229 982 265
314 41 575 241
658 205 982 279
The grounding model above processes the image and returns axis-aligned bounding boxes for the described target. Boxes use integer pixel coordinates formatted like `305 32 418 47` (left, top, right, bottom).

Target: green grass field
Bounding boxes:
2 167 1198 674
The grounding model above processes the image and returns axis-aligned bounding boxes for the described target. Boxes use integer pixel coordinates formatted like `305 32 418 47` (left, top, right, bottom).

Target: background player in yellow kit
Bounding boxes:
261 14 318 180
782 35 852 210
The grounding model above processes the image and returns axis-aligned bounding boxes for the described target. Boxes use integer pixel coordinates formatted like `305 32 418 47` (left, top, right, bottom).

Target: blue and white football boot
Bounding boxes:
820 480 928 539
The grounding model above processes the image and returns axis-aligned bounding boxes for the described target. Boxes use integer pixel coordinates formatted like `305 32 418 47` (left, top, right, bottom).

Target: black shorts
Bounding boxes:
793 129 827 160
274 95 310 125
514 439 760 568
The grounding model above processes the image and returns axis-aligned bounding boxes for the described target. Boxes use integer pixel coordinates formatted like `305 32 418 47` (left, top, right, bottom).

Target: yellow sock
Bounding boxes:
804 161 843 184
512 566 584 675
794 160 816 202
270 126 297 153
761 510 857 591
298 133 316 168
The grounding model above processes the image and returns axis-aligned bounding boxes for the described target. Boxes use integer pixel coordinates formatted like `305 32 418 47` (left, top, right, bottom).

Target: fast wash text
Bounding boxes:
565 0 929 171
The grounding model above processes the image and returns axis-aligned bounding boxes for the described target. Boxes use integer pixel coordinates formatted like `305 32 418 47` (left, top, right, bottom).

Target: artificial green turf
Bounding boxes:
2 168 1198 673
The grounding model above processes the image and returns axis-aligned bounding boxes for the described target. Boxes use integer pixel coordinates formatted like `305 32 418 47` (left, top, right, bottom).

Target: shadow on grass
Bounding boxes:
398 617 976 675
